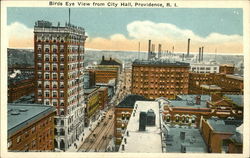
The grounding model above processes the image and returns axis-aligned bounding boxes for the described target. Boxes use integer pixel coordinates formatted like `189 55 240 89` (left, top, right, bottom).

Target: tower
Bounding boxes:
34 20 87 151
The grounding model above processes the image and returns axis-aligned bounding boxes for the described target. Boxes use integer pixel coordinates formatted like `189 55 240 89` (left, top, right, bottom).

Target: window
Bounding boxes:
31 127 36 133
17 136 21 143
53 101 57 106
45 92 50 97
8 140 12 148
53 74 57 80
38 91 42 97
60 92 64 97
53 92 57 97
45 74 50 79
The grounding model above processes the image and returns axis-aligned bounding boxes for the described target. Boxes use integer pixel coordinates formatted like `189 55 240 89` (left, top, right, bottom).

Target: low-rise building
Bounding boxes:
84 88 101 127
190 62 219 74
162 95 212 127
189 72 243 95
98 87 108 110
114 94 148 150
219 64 235 74
163 125 207 153
8 103 56 151
200 117 242 153
119 101 162 153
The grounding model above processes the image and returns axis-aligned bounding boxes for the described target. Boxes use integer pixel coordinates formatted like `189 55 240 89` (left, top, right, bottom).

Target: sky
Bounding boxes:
7 7 243 54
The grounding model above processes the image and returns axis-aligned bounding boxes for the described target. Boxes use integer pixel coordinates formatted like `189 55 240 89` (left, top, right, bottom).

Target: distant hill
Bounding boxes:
8 48 34 67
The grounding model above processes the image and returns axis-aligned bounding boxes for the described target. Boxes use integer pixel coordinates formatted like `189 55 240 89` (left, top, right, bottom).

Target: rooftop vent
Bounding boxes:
180 131 186 140
139 112 147 131
19 108 28 112
11 111 20 115
146 109 156 126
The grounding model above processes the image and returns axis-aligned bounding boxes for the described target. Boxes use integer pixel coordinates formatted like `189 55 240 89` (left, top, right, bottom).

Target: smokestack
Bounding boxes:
172 46 174 53
182 53 184 61
201 46 204 61
158 44 162 58
152 44 155 53
69 8 71 25
148 40 151 60
148 40 151 53
198 47 201 62
187 38 190 57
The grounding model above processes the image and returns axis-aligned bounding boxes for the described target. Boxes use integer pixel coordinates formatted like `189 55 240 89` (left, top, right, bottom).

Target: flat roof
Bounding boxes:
169 95 210 108
84 87 99 94
207 118 237 133
119 101 162 153
164 125 207 153
224 95 243 107
117 94 149 108
226 74 243 81
200 84 222 90
8 104 55 137
133 59 190 67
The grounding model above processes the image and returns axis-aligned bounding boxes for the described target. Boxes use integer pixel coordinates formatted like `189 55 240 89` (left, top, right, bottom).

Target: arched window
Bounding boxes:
60 129 65 136
54 139 58 148
60 139 65 150
54 128 57 135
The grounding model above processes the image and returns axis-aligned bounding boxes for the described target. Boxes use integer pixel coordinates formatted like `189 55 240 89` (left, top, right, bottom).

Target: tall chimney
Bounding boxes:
172 46 174 53
201 46 204 61
148 40 151 60
158 44 162 59
198 47 201 62
187 38 190 57
182 53 184 61
152 44 155 53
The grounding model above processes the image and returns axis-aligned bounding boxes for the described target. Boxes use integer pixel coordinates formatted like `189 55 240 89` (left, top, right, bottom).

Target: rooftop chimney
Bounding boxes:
201 46 204 61
102 55 105 61
187 38 190 57
158 44 162 59
148 40 151 60
198 47 201 62
139 112 147 131
152 44 155 53
180 131 186 140
196 95 201 105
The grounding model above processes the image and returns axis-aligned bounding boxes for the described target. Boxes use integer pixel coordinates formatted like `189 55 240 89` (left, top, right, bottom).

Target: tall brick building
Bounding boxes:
131 60 190 99
34 20 87 151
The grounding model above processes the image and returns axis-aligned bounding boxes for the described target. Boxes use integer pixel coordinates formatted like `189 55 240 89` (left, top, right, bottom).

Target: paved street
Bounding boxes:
78 106 115 152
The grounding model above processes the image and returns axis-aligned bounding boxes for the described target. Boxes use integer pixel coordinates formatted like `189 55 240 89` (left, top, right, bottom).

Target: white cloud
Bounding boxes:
7 22 33 39
126 20 242 43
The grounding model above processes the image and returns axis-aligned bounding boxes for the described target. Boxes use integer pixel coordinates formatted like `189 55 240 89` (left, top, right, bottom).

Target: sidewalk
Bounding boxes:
66 111 105 152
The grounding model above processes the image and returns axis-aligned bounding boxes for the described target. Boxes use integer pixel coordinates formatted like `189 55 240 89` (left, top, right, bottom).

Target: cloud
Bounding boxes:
7 21 242 53
126 20 242 44
8 22 33 48
8 22 33 39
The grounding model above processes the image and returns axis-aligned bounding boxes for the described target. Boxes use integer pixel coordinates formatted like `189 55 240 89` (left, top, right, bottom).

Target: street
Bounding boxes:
78 107 114 152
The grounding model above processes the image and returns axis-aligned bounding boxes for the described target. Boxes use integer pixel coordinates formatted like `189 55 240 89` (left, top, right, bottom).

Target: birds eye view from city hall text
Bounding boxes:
7 7 244 153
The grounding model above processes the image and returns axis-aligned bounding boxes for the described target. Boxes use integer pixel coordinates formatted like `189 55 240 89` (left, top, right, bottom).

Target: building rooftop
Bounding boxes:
100 56 122 66
207 118 237 134
224 95 243 107
34 20 86 35
117 94 149 108
12 93 35 104
163 125 207 153
200 84 222 90
119 101 162 153
132 59 190 67
8 103 55 137
226 74 243 81
169 95 211 109
84 87 99 95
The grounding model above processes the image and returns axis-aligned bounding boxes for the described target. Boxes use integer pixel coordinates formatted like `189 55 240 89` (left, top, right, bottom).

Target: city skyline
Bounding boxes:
7 8 243 54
